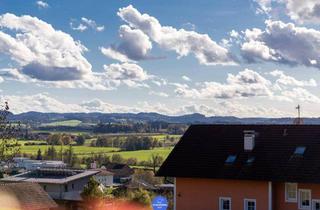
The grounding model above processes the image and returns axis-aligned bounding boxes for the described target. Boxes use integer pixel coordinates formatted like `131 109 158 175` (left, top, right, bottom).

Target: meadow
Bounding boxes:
19 137 175 162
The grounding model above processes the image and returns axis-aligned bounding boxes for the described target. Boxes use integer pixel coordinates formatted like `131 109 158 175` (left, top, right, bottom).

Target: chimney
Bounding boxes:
244 130 255 151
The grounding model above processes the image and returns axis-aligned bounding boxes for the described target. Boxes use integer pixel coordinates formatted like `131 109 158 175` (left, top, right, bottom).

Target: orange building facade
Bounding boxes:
175 178 320 210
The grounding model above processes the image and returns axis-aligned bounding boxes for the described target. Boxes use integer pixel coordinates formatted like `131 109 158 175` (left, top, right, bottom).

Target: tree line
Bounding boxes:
90 136 162 151
93 122 188 134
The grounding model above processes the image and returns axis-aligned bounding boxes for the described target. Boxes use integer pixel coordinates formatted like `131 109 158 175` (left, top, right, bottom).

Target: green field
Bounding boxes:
20 144 173 161
41 120 82 127
112 147 172 161
18 133 178 162
20 145 119 155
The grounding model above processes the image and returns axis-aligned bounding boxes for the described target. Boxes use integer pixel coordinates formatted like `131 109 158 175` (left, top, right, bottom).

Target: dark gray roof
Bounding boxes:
157 124 320 183
1 168 99 184
105 163 134 177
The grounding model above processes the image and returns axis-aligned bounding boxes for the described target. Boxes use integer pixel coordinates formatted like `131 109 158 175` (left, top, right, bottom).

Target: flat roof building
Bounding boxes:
1 168 99 204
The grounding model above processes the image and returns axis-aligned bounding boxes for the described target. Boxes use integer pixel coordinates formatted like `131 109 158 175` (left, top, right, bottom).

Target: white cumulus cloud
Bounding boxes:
254 0 272 14
281 0 320 24
101 25 152 62
182 75 191 82
0 93 299 118
0 13 92 81
36 1 49 9
270 70 317 89
241 20 320 69
117 5 236 66
175 69 272 99
70 17 105 32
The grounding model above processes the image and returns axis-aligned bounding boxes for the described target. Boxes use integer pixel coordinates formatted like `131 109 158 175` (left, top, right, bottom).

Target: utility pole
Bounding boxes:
293 104 303 124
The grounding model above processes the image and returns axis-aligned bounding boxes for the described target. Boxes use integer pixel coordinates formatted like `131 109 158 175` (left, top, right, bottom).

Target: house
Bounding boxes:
0 182 57 210
157 124 320 210
13 158 66 170
105 163 134 184
93 168 114 187
1 168 99 208
126 178 157 191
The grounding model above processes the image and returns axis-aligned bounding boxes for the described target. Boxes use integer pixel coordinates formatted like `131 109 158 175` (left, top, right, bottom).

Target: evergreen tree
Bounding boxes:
36 148 42 160
0 102 21 161
81 177 104 210
47 145 57 160
66 144 74 166
81 177 103 199
75 135 85 145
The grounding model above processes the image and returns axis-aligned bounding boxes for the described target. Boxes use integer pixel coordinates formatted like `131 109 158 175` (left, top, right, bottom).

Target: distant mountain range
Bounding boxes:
7 111 320 124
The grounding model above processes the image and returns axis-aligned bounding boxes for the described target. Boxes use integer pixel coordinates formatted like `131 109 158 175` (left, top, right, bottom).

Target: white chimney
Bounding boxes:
244 130 255 151
90 161 97 169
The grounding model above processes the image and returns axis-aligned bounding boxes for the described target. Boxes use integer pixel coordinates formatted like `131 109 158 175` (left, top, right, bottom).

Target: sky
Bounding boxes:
1 0 320 117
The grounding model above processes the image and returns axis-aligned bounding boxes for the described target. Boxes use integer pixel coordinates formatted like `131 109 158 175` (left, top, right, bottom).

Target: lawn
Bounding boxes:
18 133 176 162
112 147 173 161
20 144 173 162
20 145 119 156
151 134 181 140
41 120 82 127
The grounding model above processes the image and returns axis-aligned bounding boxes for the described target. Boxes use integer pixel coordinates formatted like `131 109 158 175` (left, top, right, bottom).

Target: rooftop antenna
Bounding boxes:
293 104 303 124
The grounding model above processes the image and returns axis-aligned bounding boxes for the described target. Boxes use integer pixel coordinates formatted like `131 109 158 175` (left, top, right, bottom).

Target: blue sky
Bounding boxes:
0 0 320 117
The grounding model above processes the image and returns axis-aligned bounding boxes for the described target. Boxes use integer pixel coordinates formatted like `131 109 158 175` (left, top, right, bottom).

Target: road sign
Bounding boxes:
152 196 168 210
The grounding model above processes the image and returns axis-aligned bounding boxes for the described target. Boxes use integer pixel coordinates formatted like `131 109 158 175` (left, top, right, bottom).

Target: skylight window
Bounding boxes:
246 157 255 164
225 155 237 164
294 147 306 155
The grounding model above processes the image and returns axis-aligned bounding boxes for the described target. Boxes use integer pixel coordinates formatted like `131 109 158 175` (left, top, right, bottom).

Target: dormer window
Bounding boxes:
225 155 237 164
246 157 255 165
294 146 306 156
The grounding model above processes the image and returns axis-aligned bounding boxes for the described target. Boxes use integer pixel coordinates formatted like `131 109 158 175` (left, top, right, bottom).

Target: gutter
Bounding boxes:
268 181 272 210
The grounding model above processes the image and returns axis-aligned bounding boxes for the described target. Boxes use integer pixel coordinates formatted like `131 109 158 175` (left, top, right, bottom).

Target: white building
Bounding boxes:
13 158 66 171
93 169 114 187
1 168 100 202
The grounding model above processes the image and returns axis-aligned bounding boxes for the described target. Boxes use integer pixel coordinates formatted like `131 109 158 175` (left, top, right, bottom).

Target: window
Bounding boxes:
219 197 231 210
244 199 256 210
299 189 311 209
246 157 255 165
294 146 306 155
312 200 320 210
225 155 237 164
285 183 297 202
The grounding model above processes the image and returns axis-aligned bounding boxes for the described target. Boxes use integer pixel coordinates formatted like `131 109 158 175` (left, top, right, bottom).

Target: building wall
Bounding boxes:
94 175 113 186
66 176 92 191
39 176 92 200
38 183 63 199
176 178 269 210
273 182 320 210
